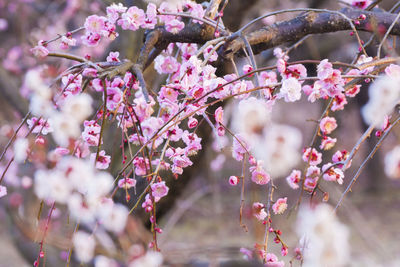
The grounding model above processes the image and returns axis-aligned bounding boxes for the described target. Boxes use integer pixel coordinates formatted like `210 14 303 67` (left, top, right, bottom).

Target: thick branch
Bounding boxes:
220 8 400 58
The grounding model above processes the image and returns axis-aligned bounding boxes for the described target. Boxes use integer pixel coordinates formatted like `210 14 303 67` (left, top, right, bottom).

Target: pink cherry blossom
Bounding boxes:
214 107 224 124
84 15 107 35
265 253 285 267
60 35 77 50
283 64 307 80
331 93 348 111
242 64 253 75
30 42 49 59
306 165 321 179
27 117 53 135
82 120 101 146
322 163 344 184
319 116 337 135
385 64 400 78
91 150 111 169
346 0 372 9
232 134 250 161
302 147 322 166
272 197 288 215
118 6 145 31
133 157 150 176
250 161 270 185
317 59 333 80
228 176 239 186
286 170 301 189
106 87 123 111
142 194 153 212
320 136 337 150
203 45 218 62
106 3 127 23
142 3 157 29
188 117 198 128
81 32 101 46
165 19 185 34
280 78 302 102
304 177 318 191
182 131 202 156
0 185 7 198
154 55 180 74
151 181 169 199
106 51 120 62
82 67 98 78
252 202 267 221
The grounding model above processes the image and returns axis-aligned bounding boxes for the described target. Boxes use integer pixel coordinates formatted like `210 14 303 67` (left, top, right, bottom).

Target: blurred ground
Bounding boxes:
0 208 29 267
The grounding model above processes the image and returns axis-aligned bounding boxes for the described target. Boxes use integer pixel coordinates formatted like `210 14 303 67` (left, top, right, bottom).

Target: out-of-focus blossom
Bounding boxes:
362 74 400 127
254 124 302 178
265 253 285 267
232 97 271 140
128 251 163 267
296 204 350 267
73 231 96 263
0 185 7 198
384 146 400 179
13 138 29 163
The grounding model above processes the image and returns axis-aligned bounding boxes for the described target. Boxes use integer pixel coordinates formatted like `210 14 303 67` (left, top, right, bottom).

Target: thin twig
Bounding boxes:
0 112 31 162
335 116 400 211
377 11 400 58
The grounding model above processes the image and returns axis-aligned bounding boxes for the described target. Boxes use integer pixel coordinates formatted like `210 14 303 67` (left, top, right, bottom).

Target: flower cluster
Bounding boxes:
34 156 128 232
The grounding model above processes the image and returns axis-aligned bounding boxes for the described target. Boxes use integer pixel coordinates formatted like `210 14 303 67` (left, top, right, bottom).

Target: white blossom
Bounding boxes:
362 75 400 127
129 251 163 267
232 97 272 141
253 123 302 177
73 231 96 263
13 138 29 163
280 77 302 102
384 145 400 179
296 204 350 267
61 93 93 123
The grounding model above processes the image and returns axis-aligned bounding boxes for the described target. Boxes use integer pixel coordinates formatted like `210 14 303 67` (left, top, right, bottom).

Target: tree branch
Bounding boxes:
219 7 400 59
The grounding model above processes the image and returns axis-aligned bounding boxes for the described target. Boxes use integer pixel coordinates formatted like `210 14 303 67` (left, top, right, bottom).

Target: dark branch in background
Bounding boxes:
136 7 400 70
220 8 400 59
